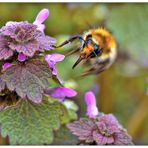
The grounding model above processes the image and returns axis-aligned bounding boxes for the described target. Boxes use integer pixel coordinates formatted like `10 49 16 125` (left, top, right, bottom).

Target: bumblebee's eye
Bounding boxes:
87 39 92 44
94 44 98 50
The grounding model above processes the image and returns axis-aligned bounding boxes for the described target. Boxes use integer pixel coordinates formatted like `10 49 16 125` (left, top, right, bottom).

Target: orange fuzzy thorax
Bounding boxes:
80 44 94 58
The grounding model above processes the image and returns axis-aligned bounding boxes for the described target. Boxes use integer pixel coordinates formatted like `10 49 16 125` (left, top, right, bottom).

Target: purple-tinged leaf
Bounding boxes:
96 114 119 135
9 39 39 57
114 129 133 145
67 118 97 143
37 34 56 51
0 77 5 92
93 130 114 145
67 115 134 145
0 36 14 60
1 21 37 41
0 60 51 103
0 21 56 58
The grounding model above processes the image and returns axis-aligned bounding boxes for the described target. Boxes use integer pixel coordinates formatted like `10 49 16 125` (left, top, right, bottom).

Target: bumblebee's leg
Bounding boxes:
54 35 85 48
89 50 102 64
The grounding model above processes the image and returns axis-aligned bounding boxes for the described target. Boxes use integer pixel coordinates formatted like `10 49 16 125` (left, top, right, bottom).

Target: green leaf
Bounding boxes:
53 126 79 145
0 59 51 103
60 100 78 124
107 4 148 67
0 99 72 145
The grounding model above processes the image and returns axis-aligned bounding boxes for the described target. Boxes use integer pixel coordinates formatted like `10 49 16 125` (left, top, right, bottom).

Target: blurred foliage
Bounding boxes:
107 4 148 68
0 3 148 145
53 126 78 145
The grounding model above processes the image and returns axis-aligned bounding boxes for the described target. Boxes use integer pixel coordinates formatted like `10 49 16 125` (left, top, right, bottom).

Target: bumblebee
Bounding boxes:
55 27 117 77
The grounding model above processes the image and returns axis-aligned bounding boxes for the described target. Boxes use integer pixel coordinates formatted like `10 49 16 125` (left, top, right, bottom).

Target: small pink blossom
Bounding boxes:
45 53 65 75
2 63 12 71
44 87 77 101
67 91 133 145
85 91 99 118
18 53 27 62
33 8 49 32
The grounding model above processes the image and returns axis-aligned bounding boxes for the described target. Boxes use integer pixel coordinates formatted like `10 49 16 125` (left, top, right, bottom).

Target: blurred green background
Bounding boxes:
0 3 148 145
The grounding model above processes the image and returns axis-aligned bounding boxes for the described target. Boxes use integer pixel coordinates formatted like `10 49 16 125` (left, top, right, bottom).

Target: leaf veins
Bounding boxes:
0 60 51 103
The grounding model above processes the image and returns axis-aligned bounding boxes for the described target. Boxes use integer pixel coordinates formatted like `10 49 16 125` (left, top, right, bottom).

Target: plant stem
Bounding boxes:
96 68 113 113
0 135 9 145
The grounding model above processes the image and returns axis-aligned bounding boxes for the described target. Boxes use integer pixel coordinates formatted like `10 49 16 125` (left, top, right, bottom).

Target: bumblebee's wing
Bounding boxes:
65 46 81 56
78 65 105 78
78 57 110 78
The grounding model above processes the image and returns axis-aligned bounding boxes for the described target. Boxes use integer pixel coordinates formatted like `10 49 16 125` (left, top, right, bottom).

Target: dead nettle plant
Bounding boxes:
0 8 77 144
67 91 134 145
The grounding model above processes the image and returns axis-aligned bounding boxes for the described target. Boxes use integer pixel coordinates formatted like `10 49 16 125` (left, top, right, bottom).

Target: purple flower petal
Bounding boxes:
36 24 45 33
18 53 27 62
85 91 99 118
45 53 65 63
2 62 12 71
33 9 49 32
85 91 97 106
45 53 65 75
34 9 49 24
44 87 77 100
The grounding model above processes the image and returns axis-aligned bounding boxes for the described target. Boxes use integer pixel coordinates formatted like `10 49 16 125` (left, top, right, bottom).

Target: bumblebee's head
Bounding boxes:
72 36 102 69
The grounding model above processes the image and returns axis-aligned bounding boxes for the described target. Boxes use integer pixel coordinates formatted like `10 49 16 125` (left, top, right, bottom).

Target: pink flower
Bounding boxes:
45 53 65 75
18 53 27 62
67 91 133 145
44 87 77 101
67 114 133 145
2 63 12 71
33 8 49 32
85 91 99 118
